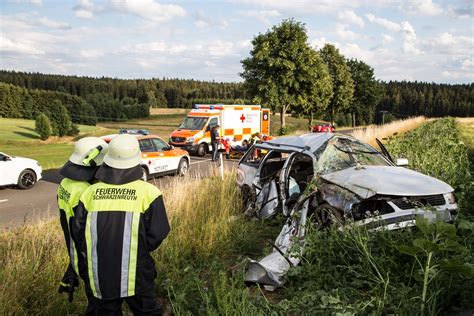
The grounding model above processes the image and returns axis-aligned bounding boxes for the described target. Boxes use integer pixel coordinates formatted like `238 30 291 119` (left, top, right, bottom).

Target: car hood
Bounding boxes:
320 165 454 199
171 129 201 138
12 156 39 165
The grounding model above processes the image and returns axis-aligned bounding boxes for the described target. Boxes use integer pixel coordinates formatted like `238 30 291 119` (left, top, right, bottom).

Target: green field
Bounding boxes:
0 118 107 169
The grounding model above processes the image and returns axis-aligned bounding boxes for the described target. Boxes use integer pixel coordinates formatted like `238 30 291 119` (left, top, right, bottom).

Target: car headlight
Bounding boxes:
444 192 456 204
187 137 195 144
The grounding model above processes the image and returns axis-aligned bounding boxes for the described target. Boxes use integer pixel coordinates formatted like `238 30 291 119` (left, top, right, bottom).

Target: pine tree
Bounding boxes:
35 113 52 140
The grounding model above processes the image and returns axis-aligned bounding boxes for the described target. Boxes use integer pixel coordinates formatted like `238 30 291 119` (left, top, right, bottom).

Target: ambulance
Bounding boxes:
170 104 271 156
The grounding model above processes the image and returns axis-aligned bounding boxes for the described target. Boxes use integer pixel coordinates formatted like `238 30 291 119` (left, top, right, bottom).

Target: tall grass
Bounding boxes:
0 172 275 315
351 116 427 146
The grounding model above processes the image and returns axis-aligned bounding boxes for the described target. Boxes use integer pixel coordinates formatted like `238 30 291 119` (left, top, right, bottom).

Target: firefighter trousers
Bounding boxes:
85 292 162 316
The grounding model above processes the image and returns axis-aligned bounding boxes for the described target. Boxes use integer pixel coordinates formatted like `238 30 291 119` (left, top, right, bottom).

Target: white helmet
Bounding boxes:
104 134 141 169
69 137 108 167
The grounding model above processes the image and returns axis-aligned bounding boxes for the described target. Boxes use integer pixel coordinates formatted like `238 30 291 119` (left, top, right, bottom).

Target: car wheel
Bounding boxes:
17 169 37 189
141 167 149 182
176 158 189 177
312 203 343 229
197 143 206 157
241 186 257 217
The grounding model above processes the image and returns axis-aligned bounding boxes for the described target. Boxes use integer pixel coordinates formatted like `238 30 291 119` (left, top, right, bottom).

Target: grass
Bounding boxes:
0 172 278 315
351 116 427 147
1 117 473 315
0 118 113 170
0 118 97 141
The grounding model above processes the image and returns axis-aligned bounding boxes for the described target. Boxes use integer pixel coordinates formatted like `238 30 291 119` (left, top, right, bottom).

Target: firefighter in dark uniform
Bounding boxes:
57 137 108 302
71 134 170 315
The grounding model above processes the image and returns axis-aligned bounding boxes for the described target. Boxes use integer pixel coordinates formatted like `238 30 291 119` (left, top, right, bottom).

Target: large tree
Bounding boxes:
319 44 354 125
241 19 330 130
347 59 383 126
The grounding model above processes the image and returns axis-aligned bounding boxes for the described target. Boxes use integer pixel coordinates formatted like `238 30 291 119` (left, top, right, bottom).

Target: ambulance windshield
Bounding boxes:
179 117 208 130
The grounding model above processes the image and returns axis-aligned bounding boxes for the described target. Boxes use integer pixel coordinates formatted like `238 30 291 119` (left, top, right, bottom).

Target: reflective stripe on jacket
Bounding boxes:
57 178 90 274
71 179 170 300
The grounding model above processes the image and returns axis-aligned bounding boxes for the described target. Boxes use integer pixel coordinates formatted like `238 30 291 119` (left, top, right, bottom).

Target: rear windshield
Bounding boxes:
179 117 207 130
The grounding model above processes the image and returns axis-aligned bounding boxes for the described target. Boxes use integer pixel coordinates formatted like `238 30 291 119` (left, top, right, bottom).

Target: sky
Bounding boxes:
0 0 473 83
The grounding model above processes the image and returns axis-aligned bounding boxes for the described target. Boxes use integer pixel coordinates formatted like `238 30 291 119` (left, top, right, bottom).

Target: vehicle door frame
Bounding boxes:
279 150 317 217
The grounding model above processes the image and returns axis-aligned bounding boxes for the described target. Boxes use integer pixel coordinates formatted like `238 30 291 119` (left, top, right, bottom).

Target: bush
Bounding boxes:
67 123 80 136
35 113 52 140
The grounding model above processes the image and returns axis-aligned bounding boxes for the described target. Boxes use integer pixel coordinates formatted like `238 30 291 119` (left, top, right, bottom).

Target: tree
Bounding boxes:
319 44 354 124
291 50 333 129
241 19 329 129
35 113 52 140
347 59 383 126
49 100 72 136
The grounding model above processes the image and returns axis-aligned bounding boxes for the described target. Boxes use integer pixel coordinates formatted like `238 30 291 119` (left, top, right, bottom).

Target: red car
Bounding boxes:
311 123 335 133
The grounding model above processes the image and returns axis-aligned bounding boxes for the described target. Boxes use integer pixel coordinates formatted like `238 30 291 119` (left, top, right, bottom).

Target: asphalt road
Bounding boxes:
0 156 238 230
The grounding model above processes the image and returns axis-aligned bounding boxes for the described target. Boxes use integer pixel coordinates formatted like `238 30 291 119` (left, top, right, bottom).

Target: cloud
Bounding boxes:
79 49 104 59
401 21 421 54
11 0 42 5
382 33 394 43
74 0 98 19
38 17 70 30
337 10 364 28
240 9 281 25
334 24 362 41
365 13 401 32
0 34 44 55
402 0 443 16
194 11 229 29
110 0 186 22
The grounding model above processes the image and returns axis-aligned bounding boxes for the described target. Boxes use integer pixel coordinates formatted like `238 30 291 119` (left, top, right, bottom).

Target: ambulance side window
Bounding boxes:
151 138 169 151
139 139 155 152
209 117 218 129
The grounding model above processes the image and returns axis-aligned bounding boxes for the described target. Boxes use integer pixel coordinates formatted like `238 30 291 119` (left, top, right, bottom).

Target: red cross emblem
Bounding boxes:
148 160 152 166
240 114 245 123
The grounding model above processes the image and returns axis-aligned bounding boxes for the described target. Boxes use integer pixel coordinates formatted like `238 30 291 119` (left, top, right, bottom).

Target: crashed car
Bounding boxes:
236 133 458 289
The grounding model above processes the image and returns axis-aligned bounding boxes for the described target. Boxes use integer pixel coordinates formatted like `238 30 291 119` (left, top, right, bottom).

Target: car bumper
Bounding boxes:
170 142 199 153
355 202 458 231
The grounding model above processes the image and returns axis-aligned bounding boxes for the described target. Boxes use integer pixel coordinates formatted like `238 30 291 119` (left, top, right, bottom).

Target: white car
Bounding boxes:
0 152 42 189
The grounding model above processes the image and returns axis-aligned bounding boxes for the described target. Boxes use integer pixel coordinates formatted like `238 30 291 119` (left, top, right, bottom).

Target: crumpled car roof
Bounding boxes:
258 133 335 153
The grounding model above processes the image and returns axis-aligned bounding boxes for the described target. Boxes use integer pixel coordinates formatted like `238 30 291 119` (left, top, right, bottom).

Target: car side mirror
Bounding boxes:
168 145 174 150
2 156 11 161
205 126 211 132
396 158 409 166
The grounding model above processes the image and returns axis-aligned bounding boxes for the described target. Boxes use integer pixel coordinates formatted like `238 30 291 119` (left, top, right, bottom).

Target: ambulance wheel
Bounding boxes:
17 169 37 189
141 167 149 182
197 143 206 157
176 158 189 177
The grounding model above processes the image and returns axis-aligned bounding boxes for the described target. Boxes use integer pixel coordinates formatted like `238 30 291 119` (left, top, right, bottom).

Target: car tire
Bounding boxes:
17 169 37 189
312 203 343 229
197 143 206 157
141 167 149 182
176 158 189 177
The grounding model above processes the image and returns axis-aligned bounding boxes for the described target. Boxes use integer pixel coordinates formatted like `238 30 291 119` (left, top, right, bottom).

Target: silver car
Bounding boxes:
236 133 458 289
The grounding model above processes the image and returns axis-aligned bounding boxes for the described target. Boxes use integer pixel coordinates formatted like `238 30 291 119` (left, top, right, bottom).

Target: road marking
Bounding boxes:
0 199 8 203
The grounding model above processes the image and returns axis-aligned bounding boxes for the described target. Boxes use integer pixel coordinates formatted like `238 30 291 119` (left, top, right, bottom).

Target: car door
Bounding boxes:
139 138 163 176
151 137 178 172
0 153 17 185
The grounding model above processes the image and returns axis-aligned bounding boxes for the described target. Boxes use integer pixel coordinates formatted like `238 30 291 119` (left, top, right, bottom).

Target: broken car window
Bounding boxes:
315 138 389 174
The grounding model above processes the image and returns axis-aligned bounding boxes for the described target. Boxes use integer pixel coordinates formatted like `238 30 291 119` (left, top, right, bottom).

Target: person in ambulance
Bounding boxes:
102 130 190 181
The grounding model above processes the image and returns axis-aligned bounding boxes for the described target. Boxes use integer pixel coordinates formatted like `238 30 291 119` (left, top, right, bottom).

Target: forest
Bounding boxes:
0 70 472 126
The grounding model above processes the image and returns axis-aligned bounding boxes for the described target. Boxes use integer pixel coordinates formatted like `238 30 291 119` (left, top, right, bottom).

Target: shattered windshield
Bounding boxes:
315 137 390 174
179 117 208 130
